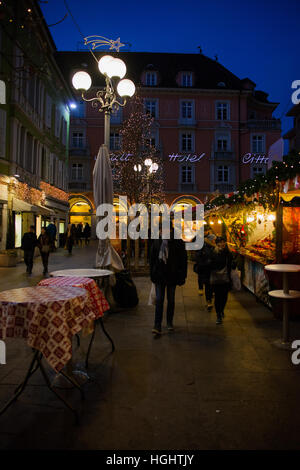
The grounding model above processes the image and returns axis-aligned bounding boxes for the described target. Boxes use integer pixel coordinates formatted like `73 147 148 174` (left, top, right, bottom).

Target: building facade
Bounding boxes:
0 0 72 250
56 51 281 233
284 103 300 151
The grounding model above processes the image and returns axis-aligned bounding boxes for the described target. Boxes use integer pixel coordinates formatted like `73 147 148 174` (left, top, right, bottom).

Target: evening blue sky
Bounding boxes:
41 0 300 139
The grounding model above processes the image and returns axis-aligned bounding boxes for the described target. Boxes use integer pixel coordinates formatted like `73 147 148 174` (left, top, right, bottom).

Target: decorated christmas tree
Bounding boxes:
112 95 164 206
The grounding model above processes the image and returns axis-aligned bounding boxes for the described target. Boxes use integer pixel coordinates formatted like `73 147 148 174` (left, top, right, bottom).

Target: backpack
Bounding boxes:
112 270 139 308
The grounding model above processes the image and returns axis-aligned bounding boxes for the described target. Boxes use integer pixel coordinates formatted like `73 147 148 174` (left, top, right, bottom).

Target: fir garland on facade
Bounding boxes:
205 151 300 212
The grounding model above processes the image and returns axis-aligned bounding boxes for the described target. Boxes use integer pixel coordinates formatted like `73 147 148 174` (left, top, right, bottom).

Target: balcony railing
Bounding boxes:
247 119 281 130
68 181 88 190
213 151 235 160
214 183 234 193
178 118 196 126
179 182 197 192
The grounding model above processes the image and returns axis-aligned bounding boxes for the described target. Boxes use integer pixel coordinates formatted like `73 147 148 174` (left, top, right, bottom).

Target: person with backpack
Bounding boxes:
210 236 235 325
194 234 215 310
150 224 187 335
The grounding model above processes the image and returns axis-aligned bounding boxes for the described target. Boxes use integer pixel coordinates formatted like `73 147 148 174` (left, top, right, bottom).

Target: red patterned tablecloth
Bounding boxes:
0 286 96 372
38 276 109 318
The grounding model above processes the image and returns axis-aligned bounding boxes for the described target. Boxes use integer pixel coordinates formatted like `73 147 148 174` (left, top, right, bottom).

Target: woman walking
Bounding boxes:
37 227 51 275
195 234 215 310
210 236 235 324
150 225 187 334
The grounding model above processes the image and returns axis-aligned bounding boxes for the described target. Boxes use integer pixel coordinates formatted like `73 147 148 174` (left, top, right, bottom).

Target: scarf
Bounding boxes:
159 240 169 264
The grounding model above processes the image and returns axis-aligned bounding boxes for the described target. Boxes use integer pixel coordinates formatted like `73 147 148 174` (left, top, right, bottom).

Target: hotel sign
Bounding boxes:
168 153 205 162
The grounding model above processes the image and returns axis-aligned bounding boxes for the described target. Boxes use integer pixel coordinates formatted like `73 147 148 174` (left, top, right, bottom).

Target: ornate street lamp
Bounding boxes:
71 55 135 151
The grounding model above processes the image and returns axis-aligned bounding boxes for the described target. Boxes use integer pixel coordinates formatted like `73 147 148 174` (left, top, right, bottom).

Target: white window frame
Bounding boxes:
110 132 121 150
180 164 195 184
251 134 266 153
144 99 158 118
252 166 266 178
217 165 229 183
71 163 83 181
215 101 230 121
181 72 193 87
180 100 194 120
145 72 157 86
72 131 84 148
180 132 194 152
215 131 230 151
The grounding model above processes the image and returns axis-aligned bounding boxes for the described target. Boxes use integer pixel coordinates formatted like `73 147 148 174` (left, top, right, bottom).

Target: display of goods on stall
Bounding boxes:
240 236 276 264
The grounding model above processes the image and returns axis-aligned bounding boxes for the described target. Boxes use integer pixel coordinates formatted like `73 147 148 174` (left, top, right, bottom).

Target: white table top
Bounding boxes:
50 268 113 278
265 264 300 273
268 290 300 299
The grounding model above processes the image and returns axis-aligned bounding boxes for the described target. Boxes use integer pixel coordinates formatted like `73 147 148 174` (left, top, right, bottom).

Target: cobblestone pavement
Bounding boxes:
0 242 300 450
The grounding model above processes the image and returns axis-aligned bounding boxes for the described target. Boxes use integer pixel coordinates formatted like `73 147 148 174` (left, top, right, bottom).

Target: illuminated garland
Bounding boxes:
10 180 45 205
40 181 69 202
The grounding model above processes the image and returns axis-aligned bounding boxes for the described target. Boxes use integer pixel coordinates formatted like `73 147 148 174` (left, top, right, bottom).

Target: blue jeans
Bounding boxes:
154 283 176 328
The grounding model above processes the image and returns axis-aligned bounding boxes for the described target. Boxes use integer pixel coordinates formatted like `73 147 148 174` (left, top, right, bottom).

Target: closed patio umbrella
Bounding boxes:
93 144 124 270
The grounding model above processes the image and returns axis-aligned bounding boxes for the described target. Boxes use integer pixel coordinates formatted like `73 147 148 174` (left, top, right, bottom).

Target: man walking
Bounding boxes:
21 225 37 275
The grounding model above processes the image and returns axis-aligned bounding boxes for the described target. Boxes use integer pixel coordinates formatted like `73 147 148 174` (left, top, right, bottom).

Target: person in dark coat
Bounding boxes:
21 225 37 275
46 222 57 251
150 225 187 334
37 227 51 274
195 234 215 310
76 223 83 246
210 236 235 324
83 222 91 246
65 223 76 254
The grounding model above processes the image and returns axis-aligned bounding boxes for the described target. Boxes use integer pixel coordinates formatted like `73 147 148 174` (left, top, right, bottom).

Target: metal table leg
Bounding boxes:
0 350 39 417
85 317 115 369
0 350 81 424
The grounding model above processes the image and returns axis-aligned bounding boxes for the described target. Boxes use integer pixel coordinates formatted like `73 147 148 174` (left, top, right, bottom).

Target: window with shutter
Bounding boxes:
0 109 6 159
45 94 52 128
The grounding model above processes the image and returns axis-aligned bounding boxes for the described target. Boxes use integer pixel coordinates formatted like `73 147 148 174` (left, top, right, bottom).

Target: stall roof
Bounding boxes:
280 190 300 202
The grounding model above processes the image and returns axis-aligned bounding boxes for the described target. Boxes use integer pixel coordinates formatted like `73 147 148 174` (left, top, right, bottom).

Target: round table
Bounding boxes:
0 286 93 421
0 286 91 371
50 268 113 279
38 276 114 367
265 264 300 349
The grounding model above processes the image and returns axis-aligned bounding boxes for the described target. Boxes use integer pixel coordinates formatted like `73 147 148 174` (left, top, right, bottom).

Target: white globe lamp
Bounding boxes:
72 71 92 91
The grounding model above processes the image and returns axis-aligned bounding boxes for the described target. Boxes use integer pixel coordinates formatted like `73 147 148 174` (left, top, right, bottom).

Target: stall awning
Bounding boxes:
37 205 55 216
13 200 39 213
280 190 300 202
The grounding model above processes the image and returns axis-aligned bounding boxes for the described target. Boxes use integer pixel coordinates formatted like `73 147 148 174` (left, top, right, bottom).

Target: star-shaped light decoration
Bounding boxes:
84 36 125 52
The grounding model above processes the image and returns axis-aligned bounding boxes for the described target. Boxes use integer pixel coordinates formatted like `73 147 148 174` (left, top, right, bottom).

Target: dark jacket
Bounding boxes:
195 242 214 282
37 234 51 253
83 224 91 238
150 238 187 286
210 246 235 286
21 232 37 252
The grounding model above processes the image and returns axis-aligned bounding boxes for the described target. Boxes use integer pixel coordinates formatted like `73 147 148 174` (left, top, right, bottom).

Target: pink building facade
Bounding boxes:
56 51 281 229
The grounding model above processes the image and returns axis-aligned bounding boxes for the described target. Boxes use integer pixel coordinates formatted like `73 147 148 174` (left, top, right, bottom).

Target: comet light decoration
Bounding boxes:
84 36 125 52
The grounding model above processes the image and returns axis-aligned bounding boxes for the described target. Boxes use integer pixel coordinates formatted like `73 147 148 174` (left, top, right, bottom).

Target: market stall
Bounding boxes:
204 168 300 310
